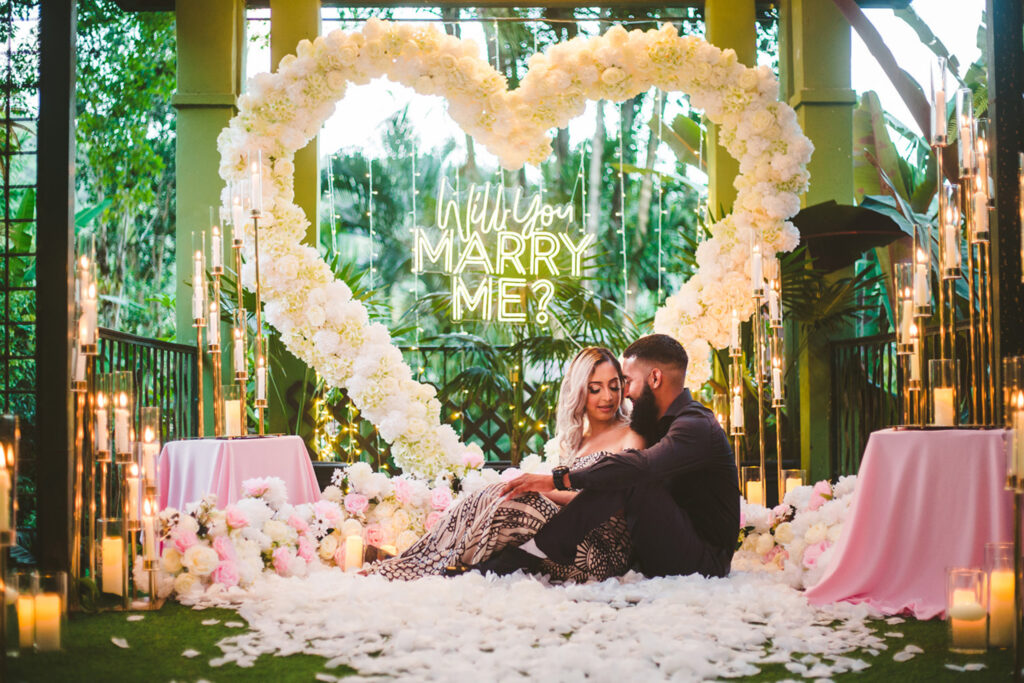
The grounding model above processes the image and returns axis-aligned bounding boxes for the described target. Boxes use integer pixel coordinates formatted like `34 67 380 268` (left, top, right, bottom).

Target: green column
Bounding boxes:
780 0 856 481
267 0 322 440
173 0 245 434
705 0 755 215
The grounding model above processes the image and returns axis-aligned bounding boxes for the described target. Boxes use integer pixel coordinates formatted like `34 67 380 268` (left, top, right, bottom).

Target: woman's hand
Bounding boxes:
502 473 555 500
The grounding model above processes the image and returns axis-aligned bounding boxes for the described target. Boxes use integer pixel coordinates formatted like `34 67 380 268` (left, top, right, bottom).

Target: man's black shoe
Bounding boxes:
472 545 545 576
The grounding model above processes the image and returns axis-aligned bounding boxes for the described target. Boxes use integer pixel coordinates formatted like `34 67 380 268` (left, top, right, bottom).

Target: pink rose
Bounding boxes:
272 547 293 576
344 493 369 515
425 511 443 531
461 450 484 468
297 536 315 562
333 546 346 569
802 540 830 569
365 524 385 546
429 487 452 512
764 545 788 565
243 481 270 497
393 479 412 506
174 530 198 553
224 506 249 529
313 500 342 524
210 560 240 588
807 491 827 511
739 510 746 528
772 504 790 522
500 468 522 483
287 514 310 535
212 535 236 562
812 480 832 497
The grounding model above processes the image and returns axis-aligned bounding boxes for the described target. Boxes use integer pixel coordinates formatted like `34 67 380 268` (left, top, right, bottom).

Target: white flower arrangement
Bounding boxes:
217 20 812 476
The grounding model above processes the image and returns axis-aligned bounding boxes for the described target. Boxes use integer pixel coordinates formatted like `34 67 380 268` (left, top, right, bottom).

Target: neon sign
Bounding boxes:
412 182 594 324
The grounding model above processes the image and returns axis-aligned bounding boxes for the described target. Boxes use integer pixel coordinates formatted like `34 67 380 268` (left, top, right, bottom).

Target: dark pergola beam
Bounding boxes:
120 1 909 13
37 0 77 572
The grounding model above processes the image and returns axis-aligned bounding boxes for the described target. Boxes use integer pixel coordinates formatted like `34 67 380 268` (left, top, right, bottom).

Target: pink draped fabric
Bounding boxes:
157 435 321 511
806 428 1013 618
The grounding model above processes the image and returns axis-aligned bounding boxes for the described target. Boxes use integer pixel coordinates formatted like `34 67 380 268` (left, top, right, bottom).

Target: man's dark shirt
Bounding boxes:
567 388 740 551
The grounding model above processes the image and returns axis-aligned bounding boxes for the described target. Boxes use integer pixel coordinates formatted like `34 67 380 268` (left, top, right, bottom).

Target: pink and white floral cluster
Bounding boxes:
216 21 812 474
732 476 857 589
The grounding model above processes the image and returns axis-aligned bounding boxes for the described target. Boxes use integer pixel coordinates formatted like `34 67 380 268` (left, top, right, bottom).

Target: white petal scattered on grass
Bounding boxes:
224 621 246 628
893 651 916 663
126 615 145 622
181 649 200 658
110 637 130 649
885 617 905 625
963 663 987 671
945 664 966 672
201 618 220 626
903 645 924 655
314 674 338 682
884 632 903 638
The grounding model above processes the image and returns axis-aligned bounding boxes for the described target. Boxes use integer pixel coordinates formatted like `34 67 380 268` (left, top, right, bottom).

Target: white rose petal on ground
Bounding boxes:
201 618 220 626
182 649 201 658
963 663 987 671
111 637 130 649
225 621 246 628
885 616 905 625
884 632 903 638
126 615 145 622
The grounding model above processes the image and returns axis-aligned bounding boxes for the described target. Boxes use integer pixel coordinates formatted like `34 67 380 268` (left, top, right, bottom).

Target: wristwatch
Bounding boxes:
552 466 571 491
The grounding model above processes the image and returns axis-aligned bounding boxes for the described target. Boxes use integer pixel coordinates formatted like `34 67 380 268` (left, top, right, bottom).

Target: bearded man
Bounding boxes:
481 334 739 579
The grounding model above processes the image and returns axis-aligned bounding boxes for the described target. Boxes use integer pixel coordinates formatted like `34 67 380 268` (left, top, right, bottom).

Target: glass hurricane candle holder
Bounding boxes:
930 359 958 427
77 233 99 355
0 415 19 546
895 262 915 355
985 542 1014 648
1004 356 1024 486
729 364 745 437
97 519 126 599
781 469 805 501
139 407 160 490
939 181 962 279
712 393 728 432
930 57 948 146
209 207 224 276
8 569 35 655
94 373 112 462
947 567 987 654
741 466 763 506
222 384 243 437
247 148 263 217
955 87 975 177
32 571 66 652
112 371 134 457
1019 152 1024 284
912 234 932 317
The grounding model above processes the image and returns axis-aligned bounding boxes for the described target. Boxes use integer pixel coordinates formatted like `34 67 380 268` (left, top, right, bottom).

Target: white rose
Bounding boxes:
263 520 294 545
804 522 828 546
773 522 794 544
318 533 340 561
173 572 202 596
161 547 183 574
341 518 363 537
826 524 843 543
755 533 775 556
321 485 343 503
181 545 220 577
397 530 419 553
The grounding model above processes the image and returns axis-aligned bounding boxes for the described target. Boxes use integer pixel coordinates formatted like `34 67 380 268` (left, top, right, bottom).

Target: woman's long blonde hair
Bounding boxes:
554 347 628 464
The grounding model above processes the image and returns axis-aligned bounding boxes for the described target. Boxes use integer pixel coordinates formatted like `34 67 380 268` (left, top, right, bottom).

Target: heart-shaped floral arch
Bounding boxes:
217 19 812 480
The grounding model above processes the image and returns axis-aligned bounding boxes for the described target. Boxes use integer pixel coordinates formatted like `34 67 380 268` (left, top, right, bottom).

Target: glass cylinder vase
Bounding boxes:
895 262 915 355
139 407 161 491
930 359 958 427
947 567 987 654
781 469 806 501
741 466 763 506
32 571 66 652
222 384 244 437
939 182 962 280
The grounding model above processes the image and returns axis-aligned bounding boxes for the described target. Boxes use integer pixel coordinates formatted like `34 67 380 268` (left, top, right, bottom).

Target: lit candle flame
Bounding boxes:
129 463 138 477
143 426 155 443
118 392 128 408
143 498 152 517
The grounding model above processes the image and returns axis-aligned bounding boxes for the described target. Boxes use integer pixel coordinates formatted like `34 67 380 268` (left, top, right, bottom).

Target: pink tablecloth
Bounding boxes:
806 428 1013 618
157 435 321 511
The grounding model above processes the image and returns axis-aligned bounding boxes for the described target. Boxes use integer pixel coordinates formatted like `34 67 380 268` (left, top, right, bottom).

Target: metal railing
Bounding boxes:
830 321 973 476
94 327 199 441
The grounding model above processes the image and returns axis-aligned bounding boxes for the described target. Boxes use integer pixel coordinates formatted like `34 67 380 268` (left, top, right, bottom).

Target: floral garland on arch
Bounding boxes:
216 19 812 478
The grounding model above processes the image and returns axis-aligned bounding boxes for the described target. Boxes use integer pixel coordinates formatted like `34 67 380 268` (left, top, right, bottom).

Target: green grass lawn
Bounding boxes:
3 602 1014 682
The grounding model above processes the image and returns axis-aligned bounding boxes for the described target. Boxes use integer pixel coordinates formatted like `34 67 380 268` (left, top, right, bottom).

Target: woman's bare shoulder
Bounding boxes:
615 424 647 451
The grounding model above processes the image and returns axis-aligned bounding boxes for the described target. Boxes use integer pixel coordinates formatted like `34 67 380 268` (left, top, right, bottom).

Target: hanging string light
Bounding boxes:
494 19 506 189
327 153 338 256
367 157 376 290
410 147 422 377
617 102 629 300
579 146 588 236
656 89 665 304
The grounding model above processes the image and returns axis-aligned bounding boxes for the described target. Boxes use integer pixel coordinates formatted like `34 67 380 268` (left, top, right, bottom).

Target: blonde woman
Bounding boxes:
366 347 645 581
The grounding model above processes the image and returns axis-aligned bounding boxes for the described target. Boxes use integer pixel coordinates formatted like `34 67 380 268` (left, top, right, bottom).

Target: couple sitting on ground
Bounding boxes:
366 334 740 582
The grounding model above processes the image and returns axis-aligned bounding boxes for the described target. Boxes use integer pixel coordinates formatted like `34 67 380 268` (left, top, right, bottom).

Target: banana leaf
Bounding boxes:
647 110 705 173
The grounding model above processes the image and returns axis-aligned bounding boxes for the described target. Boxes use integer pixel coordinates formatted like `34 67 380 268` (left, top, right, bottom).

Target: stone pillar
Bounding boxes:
704 0 755 215
173 0 245 433
779 0 856 481
267 0 321 441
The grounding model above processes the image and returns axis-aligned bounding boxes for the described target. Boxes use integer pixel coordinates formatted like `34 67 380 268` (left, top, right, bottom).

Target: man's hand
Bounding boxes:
502 473 556 500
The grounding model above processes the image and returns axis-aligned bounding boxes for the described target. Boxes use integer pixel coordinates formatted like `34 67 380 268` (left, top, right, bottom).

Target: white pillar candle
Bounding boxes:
101 536 124 596
768 288 780 322
95 396 109 452
976 138 989 188
224 399 242 437
949 589 987 651
909 337 922 383
141 429 159 487
114 397 130 454
233 332 244 373
944 223 959 268
72 345 86 383
208 303 220 347
80 287 97 346
344 535 364 572
899 299 913 342
730 310 740 350
933 89 946 141
0 454 10 531
1013 396 1024 480
126 465 140 521
731 395 744 430
16 595 34 649
744 480 763 506
256 363 266 401
191 290 204 321
751 245 763 292
913 259 929 306
142 499 156 561
784 476 802 497
211 226 223 271
988 569 1015 647
34 594 61 651
772 365 783 398
973 188 988 236
933 387 955 426
959 124 973 169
